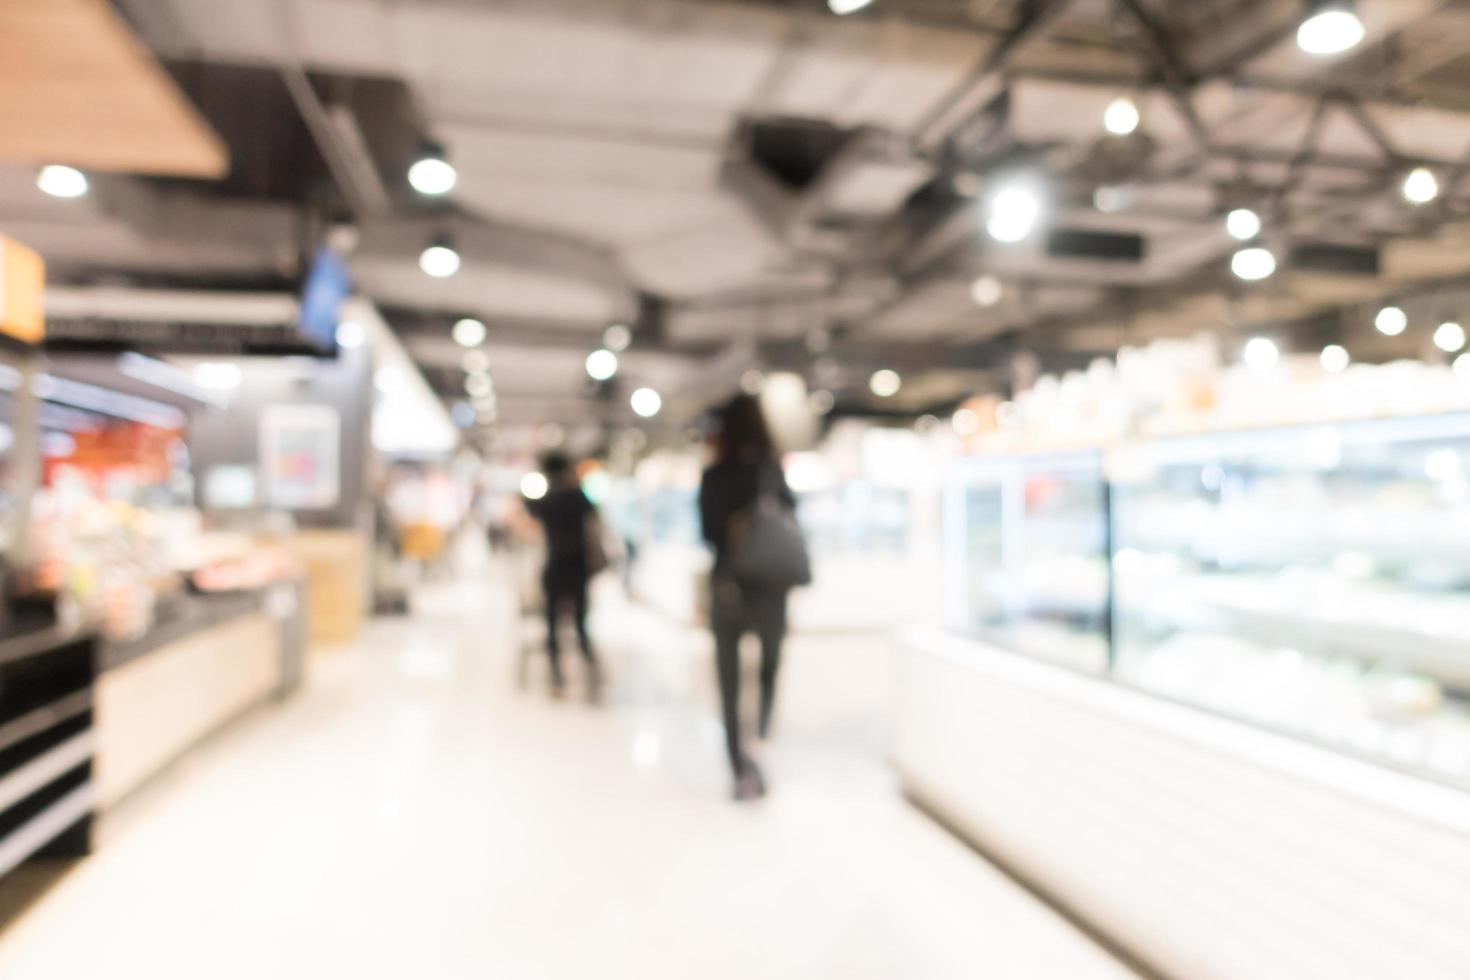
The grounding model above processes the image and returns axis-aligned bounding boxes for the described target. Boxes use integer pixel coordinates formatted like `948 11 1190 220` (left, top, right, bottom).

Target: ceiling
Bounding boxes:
9 0 1470 446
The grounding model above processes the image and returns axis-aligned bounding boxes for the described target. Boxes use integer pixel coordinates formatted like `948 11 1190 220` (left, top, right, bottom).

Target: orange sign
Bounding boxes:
0 234 44 343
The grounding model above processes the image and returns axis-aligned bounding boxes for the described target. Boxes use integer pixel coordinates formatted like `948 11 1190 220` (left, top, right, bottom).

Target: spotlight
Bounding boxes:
1226 208 1262 241
603 323 632 352
452 318 486 347
1403 167 1439 204
630 387 662 418
1103 97 1140 136
408 142 457 196
970 275 1004 308
1297 1 1365 56
420 235 460 278
37 165 88 199
586 349 619 381
1243 338 1280 370
1320 344 1350 373
521 472 549 500
1375 306 1407 336
1231 247 1277 281
1434 321 1466 353
986 180 1043 243
869 369 902 398
827 0 874 13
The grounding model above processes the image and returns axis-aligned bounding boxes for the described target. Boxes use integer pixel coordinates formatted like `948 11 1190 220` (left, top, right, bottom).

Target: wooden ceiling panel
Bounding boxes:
0 0 227 177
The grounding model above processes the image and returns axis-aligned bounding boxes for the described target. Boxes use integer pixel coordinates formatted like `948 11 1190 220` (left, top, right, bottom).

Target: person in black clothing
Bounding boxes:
699 394 797 801
524 453 601 697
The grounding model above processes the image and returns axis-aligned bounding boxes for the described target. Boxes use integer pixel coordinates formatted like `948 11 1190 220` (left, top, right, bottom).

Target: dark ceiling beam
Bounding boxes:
908 0 1077 152
1111 0 1212 154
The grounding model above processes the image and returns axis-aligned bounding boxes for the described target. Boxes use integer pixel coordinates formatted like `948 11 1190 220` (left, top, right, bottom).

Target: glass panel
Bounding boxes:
1112 416 1470 788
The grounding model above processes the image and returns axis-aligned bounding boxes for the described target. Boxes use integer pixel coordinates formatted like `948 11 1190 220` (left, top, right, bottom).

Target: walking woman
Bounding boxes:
699 394 808 801
524 453 603 698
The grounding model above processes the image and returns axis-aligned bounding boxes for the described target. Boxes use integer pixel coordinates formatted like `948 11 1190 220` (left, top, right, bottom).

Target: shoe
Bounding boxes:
733 760 766 802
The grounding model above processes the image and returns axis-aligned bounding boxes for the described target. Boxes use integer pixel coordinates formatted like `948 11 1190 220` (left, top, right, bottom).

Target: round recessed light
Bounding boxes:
1297 3 1365 56
1404 167 1439 204
586 348 619 381
1226 208 1262 241
452 318 486 347
630 387 662 418
1434 321 1466 353
407 154 457 196
37 165 88 199
520 472 549 500
1103 97 1140 136
808 389 835 415
869 369 902 398
986 184 1043 243
970 275 1004 308
420 243 461 278
1232 247 1277 281
827 0 874 13
1375 306 1407 336
1243 337 1280 370
1320 344 1350 373
603 323 632 352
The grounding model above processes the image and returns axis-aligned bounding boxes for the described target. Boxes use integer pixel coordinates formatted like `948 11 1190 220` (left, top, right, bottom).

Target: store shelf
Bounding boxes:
0 690 91 756
0 730 93 814
0 783 93 880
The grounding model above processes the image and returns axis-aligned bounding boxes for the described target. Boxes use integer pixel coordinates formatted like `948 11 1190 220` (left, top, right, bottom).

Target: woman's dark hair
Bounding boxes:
715 394 774 462
541 452 573 480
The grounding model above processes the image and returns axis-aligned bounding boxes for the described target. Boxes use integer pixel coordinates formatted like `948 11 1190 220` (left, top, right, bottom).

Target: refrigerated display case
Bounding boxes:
1110 413 1470 786
944 450 1110 674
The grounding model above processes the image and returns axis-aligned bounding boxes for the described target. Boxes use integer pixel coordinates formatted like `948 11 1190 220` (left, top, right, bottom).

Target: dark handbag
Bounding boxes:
728 472 811 590
585 513 610 576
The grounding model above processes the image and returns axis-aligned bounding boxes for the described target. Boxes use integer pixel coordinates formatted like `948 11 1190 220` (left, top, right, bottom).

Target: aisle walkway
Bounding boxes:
0 574 1136 979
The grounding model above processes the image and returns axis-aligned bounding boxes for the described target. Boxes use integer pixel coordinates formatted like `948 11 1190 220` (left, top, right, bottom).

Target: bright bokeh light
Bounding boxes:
465 374 493 398
603 323 632 352
1226 208 1262 241
374 367 404 394
335 320 366 349
1320 344 1350 373
420 244 461 278
452 318 486 347
827 0 874 13
1434 321 1466 353
808 390 835 415
407 156 457 196
37 165 88 198
869 369 902 398
970 275 1003 307
192 362 242 391
986 184 1043 243
1232 247 1277 281
1375 306 1407 336
630 387 662 418
741 370 765 395
953 408 981 435
1454 353 1470 377
586 348 619 381
462 349 489 373
521 472 549 500
1243 337 1280 371
1296 5 1365 55
1404 167 1439 204
1103 97 1140 136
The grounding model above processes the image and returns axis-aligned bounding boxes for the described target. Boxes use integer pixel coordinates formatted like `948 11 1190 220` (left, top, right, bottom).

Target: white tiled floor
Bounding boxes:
0 572 1137 979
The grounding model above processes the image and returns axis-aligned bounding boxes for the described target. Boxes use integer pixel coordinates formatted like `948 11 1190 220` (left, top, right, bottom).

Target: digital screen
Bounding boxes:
298 247 349 352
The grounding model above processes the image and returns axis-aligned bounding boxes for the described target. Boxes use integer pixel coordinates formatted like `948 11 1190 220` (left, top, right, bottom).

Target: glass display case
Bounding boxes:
1110 414 1470 787
944 451 1110 673
798 482 911 557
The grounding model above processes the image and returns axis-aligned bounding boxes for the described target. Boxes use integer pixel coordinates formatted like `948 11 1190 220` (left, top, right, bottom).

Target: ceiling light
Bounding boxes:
462 349 489 373
37 165 88 199
827 0 874 13
740 369 765 395
630 387 662 418
986 181 1043 243
603 323 632 352
970 275 1004 307
869 369 902 398
335 320 366 349
1375 306 1407 336
1434 321 1466 352
1103 97 1140 136
1297 2 1365 56
1226 208 1262 241
1403 167 1439 204
407 143 456 196
1243 338 1280 371
1231 246 1277 281
953 408 981 435
521 472 549 500
1320 344 1350 373
1454 353 1470 377
452 317 486 347
586 348 619 381
420 237 460 278
808 390 835 415
1093 184 1135 213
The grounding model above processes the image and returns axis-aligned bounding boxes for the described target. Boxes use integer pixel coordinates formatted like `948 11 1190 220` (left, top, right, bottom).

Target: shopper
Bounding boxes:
699 394 809 801
523 453 603 698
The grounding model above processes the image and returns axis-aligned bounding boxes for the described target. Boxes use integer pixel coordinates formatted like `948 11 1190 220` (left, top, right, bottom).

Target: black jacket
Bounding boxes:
526 486 594 581
699 455 795 566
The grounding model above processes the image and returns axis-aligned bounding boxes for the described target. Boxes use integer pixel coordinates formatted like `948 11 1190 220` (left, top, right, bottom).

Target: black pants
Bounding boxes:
544 574 594 682
710 575 788 777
